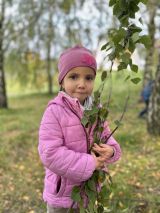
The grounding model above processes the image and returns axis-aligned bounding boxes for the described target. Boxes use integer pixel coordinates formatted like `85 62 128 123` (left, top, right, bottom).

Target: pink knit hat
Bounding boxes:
58 45 97 84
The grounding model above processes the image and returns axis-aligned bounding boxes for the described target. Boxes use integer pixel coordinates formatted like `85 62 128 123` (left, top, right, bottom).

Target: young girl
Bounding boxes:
38 45 121 213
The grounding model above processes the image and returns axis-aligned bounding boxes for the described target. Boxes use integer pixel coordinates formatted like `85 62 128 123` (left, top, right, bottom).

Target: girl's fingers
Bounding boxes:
92 148 101 154
93 144 113 154
91 151 105 169
93 143 99 146
93 143 107 150
99 144 108 148
92 146 105 154
91 150 105 161
97 156 106 162
91 151 97 158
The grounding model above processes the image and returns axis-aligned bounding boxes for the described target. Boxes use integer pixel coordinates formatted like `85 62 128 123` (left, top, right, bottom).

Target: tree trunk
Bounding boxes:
147 52 160 135
46 10 53 95
46 44 53 94
0 0 8 108
143 3 156 88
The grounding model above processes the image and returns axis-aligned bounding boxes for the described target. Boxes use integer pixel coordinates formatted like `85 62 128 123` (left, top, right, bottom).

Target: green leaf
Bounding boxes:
98 170 106 183
101 71 107 81
109 51 116 61
84 184 97 203
139 35 151 48
129 58 132 66
112 28 126 44
129 12 135 19
87 179 96 191
118 62 127 71
71 186 81 202
93 134 99 144
112 34 121 44
129 24 142 33
115 44 123 52
131 64 138 73
98 126 103 134
85 108 99 116
132 32 140 43
99 185 111 203
99 108 109 120
94 90 100 102
89 116 97 125
106 172 113 185
125 75 130 81
114 120 122 126
120 14 129 26
119 0 127 9
109 0 117 7
100 185 109 196
79 206 86 213
113 3 121 17
92 170 99 182
140 0 148 4
81 117 88 127
128 39 136 53
131 77 141 84
87 200 95 213
106 46 112 52
101 42 110 50
121 52 131 65
129 2 139 14
97 205 104 213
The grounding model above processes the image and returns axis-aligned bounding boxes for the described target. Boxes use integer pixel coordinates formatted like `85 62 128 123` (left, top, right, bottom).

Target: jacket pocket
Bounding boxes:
55 176 66 197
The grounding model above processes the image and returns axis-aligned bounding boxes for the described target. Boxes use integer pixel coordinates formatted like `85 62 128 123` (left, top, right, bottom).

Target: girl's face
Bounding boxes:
61 67 95 105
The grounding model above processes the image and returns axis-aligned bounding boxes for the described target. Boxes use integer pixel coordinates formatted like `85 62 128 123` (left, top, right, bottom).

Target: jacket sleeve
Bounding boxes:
101 121 121 164
38 105 95 183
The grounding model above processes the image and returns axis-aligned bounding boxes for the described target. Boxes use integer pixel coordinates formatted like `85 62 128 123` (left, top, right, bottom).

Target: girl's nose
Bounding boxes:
78 78 85 88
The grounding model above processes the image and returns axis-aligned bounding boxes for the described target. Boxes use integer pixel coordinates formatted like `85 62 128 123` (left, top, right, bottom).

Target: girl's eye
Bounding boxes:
69 75 78 80
86 76 94 81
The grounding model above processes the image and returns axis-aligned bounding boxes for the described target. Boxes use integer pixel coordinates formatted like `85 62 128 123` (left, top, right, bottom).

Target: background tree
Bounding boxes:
147 36 160 135
0 0 44 108
0 0 8 108
142 0 160 136
143 0 157 88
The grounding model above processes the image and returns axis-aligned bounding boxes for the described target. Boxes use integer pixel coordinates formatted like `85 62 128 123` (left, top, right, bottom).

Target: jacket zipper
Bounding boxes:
63 100 90 153
70 109 90 153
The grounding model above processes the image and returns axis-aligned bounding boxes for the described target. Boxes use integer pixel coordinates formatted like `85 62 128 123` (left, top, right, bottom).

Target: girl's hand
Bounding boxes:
91 151 106 170
92 143 114 160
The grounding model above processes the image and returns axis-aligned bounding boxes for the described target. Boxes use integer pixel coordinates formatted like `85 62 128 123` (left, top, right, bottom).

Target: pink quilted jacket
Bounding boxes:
38 92 121 208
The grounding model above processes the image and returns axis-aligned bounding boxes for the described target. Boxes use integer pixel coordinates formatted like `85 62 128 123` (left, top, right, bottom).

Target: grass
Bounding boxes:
0 73 160 213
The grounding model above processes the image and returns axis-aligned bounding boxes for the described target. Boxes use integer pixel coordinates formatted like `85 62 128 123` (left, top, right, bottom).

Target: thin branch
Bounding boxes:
106 61 114 108
106 95 130 142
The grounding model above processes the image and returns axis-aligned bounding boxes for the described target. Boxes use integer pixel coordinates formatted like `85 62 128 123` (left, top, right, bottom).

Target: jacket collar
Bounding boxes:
60 91 83 118
48 91 93 119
